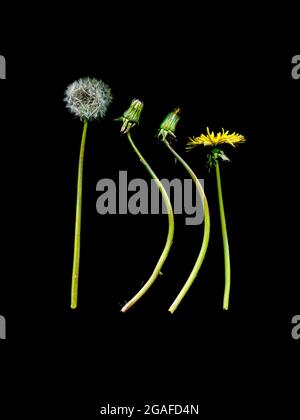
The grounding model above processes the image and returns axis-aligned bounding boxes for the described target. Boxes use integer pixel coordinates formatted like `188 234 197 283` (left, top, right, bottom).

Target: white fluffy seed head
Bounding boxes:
64 77 113 121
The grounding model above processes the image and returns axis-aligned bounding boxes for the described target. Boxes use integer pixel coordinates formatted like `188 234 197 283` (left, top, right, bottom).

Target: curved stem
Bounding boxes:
71 119 88 309
215 162 230 310
162 140 211 314
121 132 175 313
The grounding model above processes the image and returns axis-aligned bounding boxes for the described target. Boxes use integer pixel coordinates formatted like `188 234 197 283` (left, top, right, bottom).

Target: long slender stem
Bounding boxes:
71 119 88 309
162 140 211 314
121 132 175 313
215 162 230 310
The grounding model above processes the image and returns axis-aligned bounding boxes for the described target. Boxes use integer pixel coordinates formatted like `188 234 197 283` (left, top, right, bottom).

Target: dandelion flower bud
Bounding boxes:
64 77 112 121
116 99 175 314
117 99 144 134
158 107 181 141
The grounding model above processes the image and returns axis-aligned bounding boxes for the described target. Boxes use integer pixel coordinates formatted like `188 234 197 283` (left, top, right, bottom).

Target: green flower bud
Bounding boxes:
116 99 144 134
158 107 181 141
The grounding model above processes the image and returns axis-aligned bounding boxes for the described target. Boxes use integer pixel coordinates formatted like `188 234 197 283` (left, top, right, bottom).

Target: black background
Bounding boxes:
1 4 299 417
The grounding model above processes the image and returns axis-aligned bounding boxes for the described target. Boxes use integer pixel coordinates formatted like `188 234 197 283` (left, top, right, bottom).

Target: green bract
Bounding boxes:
117 99 144 134
158 108 181 141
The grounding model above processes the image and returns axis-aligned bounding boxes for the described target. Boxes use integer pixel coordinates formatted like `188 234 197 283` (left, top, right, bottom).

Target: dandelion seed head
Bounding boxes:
64 77 113 121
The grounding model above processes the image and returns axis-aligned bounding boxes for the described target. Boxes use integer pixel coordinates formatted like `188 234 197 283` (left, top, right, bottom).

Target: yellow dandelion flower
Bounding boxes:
186 126 246 311
187 127 245 149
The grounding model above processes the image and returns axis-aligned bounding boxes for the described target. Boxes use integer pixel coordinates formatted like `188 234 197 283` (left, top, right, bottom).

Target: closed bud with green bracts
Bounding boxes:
123 99 144 124
116 99 144 134
158 107 181 141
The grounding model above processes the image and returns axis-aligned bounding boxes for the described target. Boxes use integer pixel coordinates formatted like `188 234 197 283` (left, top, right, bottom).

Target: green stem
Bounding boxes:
162 140 211 314
71 119 88 309
215 161 230 310
121 132 175 313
